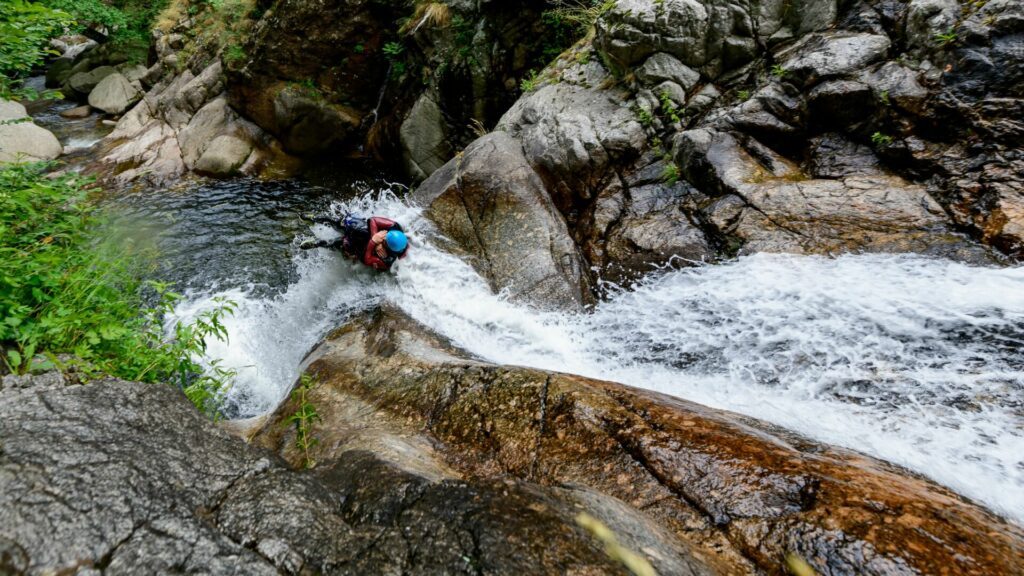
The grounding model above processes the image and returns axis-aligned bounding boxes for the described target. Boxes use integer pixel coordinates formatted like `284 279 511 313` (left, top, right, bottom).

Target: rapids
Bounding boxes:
153 186 1024 524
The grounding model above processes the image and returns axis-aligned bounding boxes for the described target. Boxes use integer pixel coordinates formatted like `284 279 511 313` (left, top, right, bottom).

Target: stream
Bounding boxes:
31 92 1024 525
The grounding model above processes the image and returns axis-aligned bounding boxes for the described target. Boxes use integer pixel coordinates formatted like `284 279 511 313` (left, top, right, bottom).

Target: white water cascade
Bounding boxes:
173 191 1024 524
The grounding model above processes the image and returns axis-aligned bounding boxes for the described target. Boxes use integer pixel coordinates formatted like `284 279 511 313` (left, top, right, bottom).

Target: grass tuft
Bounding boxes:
401 2 451 35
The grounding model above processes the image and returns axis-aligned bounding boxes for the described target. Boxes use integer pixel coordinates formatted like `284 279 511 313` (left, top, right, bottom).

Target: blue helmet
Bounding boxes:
385 230 408 253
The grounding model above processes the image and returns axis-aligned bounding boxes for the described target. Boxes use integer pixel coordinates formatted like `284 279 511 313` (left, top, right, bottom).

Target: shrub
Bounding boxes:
0 163 235 417
0 0 74 99
871 131 894 147
41 0 172 62
520 69 540 92
661 162 680 186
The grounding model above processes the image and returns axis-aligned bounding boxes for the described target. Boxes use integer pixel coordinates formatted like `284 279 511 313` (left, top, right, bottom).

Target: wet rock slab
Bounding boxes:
252 307 1024 576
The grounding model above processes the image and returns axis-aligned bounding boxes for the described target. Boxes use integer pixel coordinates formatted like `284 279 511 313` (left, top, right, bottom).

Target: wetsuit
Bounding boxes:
302 214 407 271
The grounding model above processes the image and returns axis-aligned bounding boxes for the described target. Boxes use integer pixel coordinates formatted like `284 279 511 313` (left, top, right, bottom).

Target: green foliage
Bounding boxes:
223 42 246 66
41 0 171 61
871 131 894 147
0 163 235 417
658 90 682 124
770 63 787 78
520 69 540 92
382 41 407 78
879 89 890 106
635 105 653 127
286 373 321 469
661 162 681 186
0 0 74 99
382 41 405 57
934 28 958 47
737 89 751 101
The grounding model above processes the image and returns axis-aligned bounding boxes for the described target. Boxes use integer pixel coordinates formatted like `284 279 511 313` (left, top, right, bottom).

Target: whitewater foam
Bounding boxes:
176 191 1024 523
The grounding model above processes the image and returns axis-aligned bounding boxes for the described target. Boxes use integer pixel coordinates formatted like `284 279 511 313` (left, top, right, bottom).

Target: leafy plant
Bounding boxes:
382 41 405 57
635 105 653 127
520 69 540 92
0 163 236 417
661 162 681 186
879 89 890 106
871 131 894 147
286 373 321 469
934 28 958 47
659 90 682 124
770 63 787 78
737 89 751 101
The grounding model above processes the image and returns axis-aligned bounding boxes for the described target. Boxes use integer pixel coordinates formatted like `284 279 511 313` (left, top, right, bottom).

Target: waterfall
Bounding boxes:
171 189 1024 523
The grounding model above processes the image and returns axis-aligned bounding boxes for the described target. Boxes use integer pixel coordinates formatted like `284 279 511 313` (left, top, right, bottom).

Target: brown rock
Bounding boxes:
253 307 1024 576
59 105 92 119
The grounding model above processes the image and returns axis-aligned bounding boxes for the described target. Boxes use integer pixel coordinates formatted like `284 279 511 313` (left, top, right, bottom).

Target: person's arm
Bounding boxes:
366 217 398 262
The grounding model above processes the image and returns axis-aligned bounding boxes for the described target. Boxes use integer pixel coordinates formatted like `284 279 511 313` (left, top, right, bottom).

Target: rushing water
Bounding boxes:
147 185 1024 524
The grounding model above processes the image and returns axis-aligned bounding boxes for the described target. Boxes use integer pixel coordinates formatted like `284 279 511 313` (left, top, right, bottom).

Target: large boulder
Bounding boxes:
87 72 143 115
0 99 28 121
400 93 451 181
66 65 117 97
498 61 647 210
0 100 62 164
194 134 253 176
0 374 671 575
776 32 892 87
44 57 74 89
412 132 591 310
251 307 1024 576
594 0 839 77
97 61 292 185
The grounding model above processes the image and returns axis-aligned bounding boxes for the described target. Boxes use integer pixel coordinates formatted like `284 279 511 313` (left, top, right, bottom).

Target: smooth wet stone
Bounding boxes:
413 132 592 310
0 121 62 164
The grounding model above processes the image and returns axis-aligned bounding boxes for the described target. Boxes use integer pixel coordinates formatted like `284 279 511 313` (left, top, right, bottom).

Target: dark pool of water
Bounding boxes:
104 166 392 298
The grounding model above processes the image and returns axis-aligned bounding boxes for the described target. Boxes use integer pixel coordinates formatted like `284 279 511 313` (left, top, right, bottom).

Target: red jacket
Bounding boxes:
363 216 407 271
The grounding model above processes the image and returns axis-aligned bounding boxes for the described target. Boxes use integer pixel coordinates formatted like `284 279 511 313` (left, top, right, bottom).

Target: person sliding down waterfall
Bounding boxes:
299 213 409 272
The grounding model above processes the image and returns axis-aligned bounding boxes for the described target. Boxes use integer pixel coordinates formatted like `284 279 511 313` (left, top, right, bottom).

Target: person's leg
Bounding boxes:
300 213 343 230
298 237 335 250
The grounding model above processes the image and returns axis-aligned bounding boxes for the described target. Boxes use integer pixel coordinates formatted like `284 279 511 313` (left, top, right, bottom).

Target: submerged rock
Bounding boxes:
251 307 1024 576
